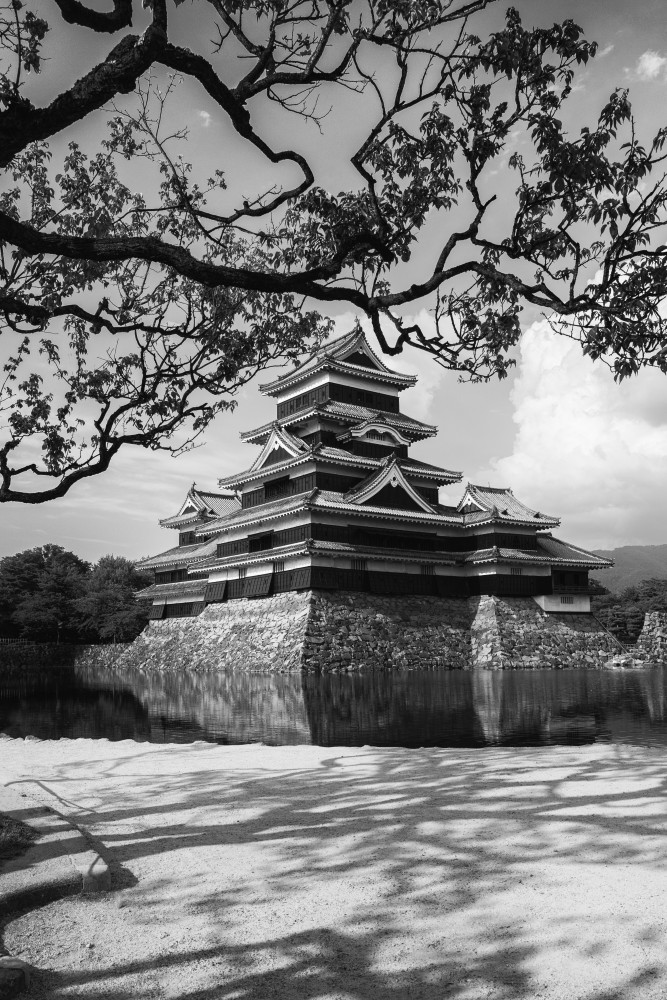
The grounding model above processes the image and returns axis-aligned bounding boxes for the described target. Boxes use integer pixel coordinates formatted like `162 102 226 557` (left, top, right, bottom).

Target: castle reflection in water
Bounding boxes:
1 663 666 749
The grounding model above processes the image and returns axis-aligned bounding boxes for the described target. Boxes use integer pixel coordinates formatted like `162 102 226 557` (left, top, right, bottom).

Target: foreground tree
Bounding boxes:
2 0 667 503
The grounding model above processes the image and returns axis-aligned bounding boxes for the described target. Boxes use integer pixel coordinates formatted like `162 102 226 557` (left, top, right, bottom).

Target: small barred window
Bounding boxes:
352 558 367 572
273 560 285 574
238 567 247 579
420 564 435 576
561 595 574 605
511 567 523 576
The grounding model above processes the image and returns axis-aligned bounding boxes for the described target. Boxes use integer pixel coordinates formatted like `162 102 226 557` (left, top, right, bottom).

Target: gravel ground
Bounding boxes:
1 737 667 1000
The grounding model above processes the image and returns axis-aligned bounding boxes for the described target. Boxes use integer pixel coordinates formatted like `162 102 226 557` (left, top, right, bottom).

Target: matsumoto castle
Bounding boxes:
138 328 611 616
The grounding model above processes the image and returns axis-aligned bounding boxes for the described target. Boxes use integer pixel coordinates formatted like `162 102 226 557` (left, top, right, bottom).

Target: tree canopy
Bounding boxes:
2 0 667 503
592 577 667 646
0 545 150 642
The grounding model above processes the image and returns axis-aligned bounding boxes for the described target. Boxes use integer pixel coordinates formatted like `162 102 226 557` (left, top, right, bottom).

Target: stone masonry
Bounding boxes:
636 611 667 663
103 591 634 673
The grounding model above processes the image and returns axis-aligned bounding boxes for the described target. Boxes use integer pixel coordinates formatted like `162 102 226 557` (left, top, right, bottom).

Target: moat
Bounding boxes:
2 663 666 749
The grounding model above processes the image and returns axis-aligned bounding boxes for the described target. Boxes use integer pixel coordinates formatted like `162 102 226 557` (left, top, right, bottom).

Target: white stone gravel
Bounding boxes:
2 737 667 999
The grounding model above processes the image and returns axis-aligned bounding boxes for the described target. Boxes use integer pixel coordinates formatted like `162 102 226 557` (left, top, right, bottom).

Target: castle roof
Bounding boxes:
457 484 560 528
159 486 240 528
136 538 219 570
344 456 437 513
135 580 207 601
219 442 459 490
259 328 416 395
241 400 437 444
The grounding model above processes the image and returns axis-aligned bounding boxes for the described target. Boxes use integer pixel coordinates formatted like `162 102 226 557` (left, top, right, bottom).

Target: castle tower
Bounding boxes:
137 329 611 616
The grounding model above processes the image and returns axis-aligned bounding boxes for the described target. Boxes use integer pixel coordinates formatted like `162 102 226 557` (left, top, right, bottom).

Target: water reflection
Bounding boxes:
1 663 667 748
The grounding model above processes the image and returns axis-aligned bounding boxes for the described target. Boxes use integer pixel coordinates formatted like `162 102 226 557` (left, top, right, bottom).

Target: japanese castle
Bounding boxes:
138 328 611 616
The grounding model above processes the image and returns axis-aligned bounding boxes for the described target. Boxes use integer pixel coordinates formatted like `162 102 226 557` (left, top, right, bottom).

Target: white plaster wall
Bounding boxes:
534 594 591 613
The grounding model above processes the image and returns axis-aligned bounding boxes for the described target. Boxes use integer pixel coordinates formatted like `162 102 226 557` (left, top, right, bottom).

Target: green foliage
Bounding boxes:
0 545 150 643
591 577 667 645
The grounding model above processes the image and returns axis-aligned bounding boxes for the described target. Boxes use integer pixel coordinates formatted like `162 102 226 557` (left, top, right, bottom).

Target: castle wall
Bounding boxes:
106 592 630 673
636 612 667 663
472 596 624 669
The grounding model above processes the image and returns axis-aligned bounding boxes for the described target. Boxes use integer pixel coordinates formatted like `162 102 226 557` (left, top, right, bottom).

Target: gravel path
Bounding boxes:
2 737 667 1000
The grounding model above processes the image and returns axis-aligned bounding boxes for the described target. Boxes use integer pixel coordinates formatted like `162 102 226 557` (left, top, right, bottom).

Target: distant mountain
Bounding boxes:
592 544 667 594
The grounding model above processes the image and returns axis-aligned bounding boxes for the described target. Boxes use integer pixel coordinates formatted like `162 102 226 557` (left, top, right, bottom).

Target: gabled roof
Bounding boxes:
219 442 459 491
240 421 310 485
457 484 560 528
159 485 240 528
259 329 417 396
344 457 436 513
241 400 437 444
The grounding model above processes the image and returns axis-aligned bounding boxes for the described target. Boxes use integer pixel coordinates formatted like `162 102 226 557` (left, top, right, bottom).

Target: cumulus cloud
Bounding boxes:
634 51 667 81
198 110 212 127
482 321 667 549
597 44 615 59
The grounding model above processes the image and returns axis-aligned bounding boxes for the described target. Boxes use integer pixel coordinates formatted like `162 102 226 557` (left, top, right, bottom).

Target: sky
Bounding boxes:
3 0 667 563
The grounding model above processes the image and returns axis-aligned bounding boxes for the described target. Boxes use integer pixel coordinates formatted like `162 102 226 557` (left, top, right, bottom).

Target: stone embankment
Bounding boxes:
88 592 664 673
471 597 622 669
636 611 667 662
4 596 665 675
302 592 473 671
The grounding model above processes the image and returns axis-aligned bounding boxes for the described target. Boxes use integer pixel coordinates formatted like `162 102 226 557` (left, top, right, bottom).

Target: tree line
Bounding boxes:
591 578 667 646
0 545 151 644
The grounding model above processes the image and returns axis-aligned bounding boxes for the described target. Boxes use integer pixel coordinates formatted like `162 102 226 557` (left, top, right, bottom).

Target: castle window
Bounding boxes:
420 564 435 576
511 567 523 576
273 560 285 574
238 567 247 579
352 558 367 572
560 595 574 605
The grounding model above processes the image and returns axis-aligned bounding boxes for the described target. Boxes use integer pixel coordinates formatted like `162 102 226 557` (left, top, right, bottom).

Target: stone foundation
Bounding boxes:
107 591 637 673
636 611 667 663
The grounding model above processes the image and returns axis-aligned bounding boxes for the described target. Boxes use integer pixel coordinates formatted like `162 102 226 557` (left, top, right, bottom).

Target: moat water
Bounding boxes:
2 662 667 748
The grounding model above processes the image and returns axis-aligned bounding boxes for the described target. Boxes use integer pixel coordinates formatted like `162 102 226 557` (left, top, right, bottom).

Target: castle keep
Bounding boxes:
137 328 611 628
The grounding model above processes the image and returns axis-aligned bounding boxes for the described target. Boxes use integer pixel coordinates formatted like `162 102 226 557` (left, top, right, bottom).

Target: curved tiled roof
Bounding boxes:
196 493 314 535
218 443 459 491
465 536 613 569
159 488 240 527
259 329 416 394
136 538 218 570
135 580 207 600
241 400 437 444
458 484 560 528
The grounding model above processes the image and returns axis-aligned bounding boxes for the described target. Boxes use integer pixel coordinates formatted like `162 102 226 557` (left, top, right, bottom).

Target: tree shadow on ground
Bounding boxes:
5 741 667 999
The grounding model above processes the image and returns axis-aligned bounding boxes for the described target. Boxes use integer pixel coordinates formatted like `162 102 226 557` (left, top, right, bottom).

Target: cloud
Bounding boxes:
597 44 615 59
198 110 212 127
482 321 667 549
633 51 667 81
